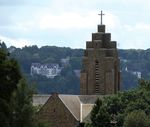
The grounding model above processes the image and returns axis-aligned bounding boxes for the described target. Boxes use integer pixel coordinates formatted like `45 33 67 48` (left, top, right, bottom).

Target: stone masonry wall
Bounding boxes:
37 94 79 127
80 24 120 95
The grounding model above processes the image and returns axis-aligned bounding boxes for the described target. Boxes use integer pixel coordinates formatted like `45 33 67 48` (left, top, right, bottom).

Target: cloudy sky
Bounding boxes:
0 0 150 49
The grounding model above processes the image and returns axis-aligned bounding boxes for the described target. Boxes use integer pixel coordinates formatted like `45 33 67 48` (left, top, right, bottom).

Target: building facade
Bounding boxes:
34 94 100 127
31 63 61 78
80 24 120 95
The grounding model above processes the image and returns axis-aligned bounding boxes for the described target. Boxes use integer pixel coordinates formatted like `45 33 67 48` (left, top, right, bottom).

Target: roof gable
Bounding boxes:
59 95 80 120
33 94 104 122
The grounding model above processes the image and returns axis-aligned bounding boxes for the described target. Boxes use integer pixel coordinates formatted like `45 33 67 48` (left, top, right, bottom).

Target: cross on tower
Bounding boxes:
98 10 105 25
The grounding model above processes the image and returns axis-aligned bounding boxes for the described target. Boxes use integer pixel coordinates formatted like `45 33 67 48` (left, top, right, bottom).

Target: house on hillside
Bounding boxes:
33 94 102 127
31 63 61 78
125 67 142 79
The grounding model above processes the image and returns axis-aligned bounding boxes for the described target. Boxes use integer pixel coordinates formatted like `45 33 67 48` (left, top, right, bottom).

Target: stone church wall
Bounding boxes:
80 24 120 95
37 94 79 127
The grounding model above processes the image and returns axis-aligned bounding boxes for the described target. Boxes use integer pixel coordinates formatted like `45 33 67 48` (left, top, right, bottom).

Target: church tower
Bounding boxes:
80 11 120 95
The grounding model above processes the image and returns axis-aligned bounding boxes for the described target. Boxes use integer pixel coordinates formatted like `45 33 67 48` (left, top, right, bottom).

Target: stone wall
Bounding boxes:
80 24 120 95
37 94 79 127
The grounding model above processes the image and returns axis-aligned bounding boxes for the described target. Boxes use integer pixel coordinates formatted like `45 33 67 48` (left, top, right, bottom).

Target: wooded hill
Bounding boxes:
6 44 150 94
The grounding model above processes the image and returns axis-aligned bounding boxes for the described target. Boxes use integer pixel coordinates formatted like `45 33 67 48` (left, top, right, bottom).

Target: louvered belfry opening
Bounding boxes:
95 60 99 93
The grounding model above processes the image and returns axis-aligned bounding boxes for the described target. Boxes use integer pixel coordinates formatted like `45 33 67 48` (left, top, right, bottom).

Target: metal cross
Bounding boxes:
98 10 105 25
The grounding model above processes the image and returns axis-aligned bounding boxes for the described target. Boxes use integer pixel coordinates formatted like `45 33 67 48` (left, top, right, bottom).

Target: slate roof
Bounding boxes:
33 94 104 121
33 94 50 106
59 95 81 120
78 95 101 104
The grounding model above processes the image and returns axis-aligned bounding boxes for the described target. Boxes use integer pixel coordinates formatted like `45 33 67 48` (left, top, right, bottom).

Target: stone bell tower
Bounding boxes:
80 11 120 95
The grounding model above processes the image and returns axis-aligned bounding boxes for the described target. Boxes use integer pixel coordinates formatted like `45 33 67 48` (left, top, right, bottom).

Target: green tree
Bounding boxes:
11 79 34 127
139 79 150 91
123 110 150 127
94 106 111 127
90 98 111 127
86 80 150 127
0 44 40 127
0 98 11 127
0 48 22 101
70 57 82 69
0 47 22 127
90 98 102 125
0 41 7 50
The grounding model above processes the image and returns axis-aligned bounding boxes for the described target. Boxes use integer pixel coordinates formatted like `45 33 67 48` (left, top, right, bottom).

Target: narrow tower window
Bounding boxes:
95 60 99 93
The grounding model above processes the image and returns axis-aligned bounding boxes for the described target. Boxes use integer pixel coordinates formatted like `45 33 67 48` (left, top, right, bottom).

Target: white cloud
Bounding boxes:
39 12 97 29
135 23 150 31
0 35 32 48
103 11 121 30
124 25 134 31
1 0 150 49
124 23 150 31
38 11 120 31
118 22 150 49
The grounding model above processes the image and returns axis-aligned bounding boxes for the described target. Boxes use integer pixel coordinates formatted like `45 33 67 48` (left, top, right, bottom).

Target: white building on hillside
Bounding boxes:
31 63 61 78
125 67 142 79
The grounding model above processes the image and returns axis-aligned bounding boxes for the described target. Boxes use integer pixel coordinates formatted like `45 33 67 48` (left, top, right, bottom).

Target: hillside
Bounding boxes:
8 45 150 94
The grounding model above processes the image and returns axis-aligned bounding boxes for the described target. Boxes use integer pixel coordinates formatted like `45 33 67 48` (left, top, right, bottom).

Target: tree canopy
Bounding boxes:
0 43 46 127
87 79 150 127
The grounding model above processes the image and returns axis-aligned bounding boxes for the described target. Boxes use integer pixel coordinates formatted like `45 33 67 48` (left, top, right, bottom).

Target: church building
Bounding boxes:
34 11 120 127
80 17 120 95
34 94 100 127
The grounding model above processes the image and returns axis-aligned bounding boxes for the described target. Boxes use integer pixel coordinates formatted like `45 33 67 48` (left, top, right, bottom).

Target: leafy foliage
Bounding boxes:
87 99 111 127
0 48 22 101
0 43 47 127
88 80 150 127
11 79 34 127
0 45 22 127
123 110 150 127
